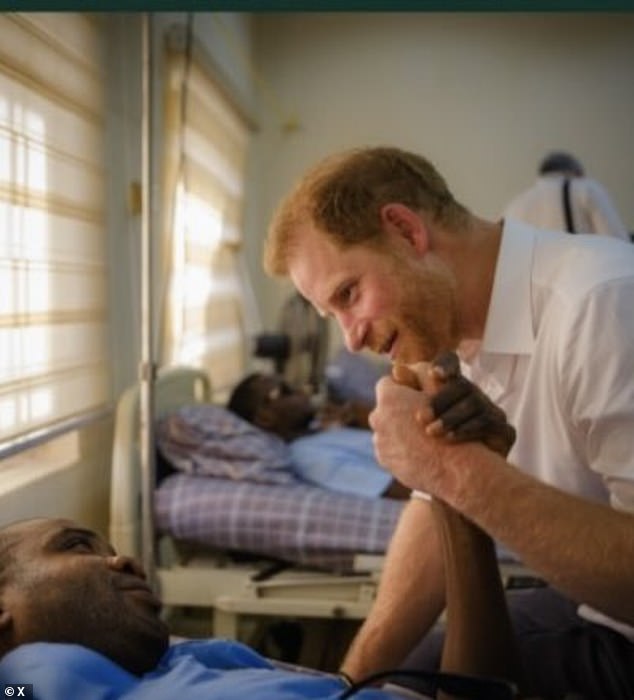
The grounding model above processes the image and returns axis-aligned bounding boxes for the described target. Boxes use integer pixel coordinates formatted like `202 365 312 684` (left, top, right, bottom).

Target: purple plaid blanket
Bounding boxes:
155 473 404 572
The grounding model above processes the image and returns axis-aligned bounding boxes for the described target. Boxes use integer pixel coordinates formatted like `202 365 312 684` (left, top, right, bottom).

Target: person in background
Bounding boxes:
504 150 630 240
227 371 409 499
227 359 509 503
263 145 634 699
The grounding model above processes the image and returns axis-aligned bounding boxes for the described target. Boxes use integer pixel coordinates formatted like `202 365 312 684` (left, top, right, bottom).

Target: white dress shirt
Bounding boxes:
462 219 634 638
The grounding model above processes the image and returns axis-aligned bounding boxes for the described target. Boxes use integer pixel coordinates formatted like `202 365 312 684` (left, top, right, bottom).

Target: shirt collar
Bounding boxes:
481 218 537 356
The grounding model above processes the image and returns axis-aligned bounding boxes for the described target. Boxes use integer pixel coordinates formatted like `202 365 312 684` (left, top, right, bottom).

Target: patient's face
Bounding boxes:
1 518 169 675
252 375 315 437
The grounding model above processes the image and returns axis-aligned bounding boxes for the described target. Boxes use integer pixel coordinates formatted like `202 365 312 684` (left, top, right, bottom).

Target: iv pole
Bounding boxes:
139 12 157 583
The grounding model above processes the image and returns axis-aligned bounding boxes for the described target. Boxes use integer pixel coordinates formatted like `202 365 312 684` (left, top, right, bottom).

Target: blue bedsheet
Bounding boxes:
290 428 392 498
0 639 407 700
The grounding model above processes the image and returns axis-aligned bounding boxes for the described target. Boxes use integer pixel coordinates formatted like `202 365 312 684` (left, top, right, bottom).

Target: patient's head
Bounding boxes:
227 372 315 441
0 517 169 675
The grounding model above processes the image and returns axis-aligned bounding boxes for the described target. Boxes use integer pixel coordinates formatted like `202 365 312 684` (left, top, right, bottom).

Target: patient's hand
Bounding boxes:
393 351 515 457
318 400 371 429
427 351 515 457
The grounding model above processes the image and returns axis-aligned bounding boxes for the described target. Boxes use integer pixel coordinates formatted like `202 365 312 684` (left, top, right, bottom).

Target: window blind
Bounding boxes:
0 13 110 448
161 45 251 397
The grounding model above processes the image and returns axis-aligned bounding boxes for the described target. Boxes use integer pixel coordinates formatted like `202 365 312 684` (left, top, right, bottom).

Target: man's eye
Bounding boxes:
336 282 356 307
63 538 93 553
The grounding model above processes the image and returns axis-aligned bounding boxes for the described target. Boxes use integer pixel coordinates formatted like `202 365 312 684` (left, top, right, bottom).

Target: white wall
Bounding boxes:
247 12 634 328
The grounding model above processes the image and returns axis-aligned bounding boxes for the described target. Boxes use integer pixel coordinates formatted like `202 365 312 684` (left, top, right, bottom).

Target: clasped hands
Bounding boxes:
369 351 516 496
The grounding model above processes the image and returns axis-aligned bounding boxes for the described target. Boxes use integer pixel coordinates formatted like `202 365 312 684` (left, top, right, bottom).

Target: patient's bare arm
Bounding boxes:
393 355 523 696
318 399 372 429
432 500 522 697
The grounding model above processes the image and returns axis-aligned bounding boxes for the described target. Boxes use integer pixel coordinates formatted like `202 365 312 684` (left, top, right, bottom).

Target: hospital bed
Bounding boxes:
109 365 533 643
109 365 404 639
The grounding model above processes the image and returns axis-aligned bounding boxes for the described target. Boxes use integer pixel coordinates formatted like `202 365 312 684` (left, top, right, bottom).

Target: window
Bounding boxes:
0 13 110 451
160 35 252 398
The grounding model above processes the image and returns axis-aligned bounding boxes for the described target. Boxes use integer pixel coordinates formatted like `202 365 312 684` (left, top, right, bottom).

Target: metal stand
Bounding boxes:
140 12 157 583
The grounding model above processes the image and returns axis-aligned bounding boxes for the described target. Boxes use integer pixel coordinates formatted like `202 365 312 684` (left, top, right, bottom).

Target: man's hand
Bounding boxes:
391 352 515 457
369 352 516 494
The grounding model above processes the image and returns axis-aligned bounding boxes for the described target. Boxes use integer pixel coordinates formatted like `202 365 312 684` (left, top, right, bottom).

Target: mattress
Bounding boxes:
155 473 404 573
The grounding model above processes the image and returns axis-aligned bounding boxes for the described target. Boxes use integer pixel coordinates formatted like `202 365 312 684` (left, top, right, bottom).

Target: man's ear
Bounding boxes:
379 202 430 256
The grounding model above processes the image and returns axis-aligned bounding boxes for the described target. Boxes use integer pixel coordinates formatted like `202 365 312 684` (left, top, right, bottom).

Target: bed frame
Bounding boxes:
109 365 387 638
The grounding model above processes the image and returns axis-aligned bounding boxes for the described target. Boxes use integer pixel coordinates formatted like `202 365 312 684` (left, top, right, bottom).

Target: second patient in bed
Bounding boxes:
227 372 410 499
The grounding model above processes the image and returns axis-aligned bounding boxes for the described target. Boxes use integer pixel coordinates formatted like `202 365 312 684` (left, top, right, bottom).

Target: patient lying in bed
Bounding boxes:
154 374 406 571
0 518 516 700
0 517 516 700
226 372 409 499
156 370 408 499
154 382 405 572
0 517 412 700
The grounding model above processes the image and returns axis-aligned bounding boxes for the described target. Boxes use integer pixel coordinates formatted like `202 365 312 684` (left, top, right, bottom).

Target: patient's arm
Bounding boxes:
318 399 372 429
341 498 446 682
395 357 523 696
343 355 521 687
432 499 522 697
406 353 521 683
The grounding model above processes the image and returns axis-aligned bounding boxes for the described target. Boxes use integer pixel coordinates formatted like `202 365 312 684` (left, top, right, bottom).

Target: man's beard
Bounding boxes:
396 256 459 363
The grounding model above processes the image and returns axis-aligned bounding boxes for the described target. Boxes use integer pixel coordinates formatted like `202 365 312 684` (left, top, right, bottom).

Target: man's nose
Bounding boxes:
107 553 147 579
340 315 364 353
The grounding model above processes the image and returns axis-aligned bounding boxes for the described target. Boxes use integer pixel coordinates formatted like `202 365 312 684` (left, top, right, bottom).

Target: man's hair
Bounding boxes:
538 151 585 177
226 373 263 422
263 146 470 276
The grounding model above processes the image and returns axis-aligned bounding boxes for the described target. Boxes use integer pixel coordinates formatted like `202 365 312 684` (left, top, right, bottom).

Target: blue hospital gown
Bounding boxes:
0 639 408 700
